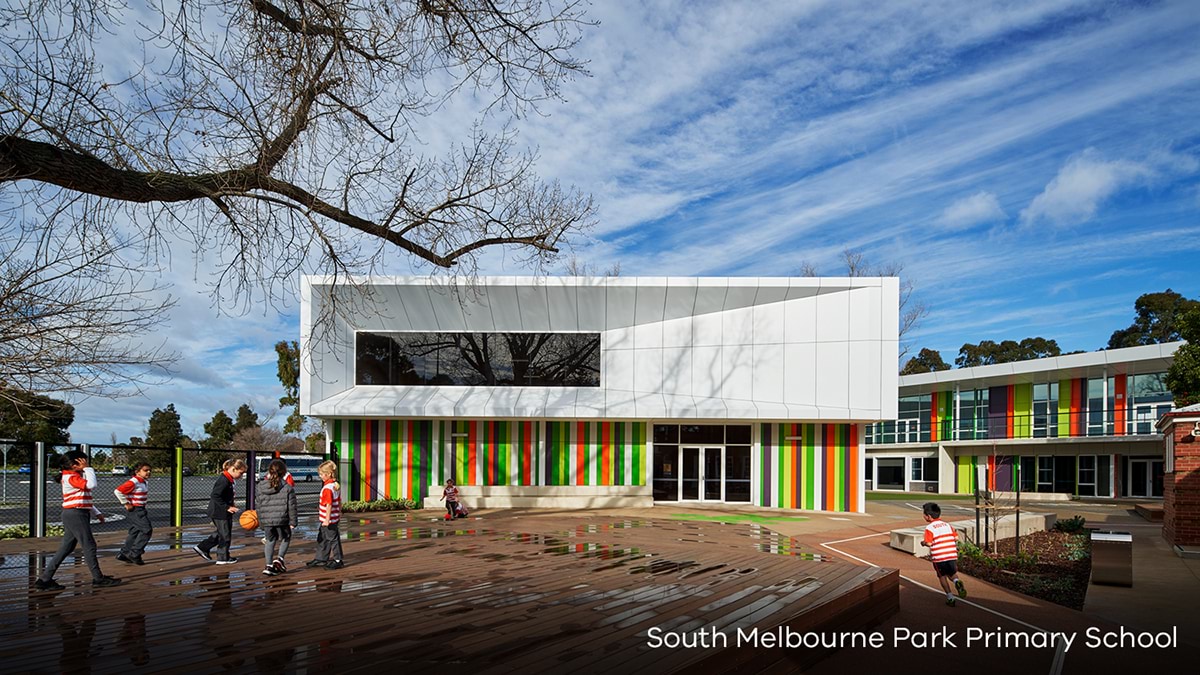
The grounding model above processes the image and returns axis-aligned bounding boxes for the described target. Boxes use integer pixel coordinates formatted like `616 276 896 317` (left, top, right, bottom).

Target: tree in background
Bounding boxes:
1166 307 1200 407
275 340 326 453
1108 290 1200 349
2 1 595 315
145 404 183 449
900 348 951 375
0 221 176 417
799 249 928 361
955 338 1062 368
234 404 260 435
0 390 73 462
203 411 237 450
275 341 304 434
232 426 302 456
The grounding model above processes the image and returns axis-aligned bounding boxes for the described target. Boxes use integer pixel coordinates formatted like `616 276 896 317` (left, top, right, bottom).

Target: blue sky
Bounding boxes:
64 0 1200 443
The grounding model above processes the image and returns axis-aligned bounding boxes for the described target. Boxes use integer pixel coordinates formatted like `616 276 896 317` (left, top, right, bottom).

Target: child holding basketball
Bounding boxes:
305 460 344 569
920 502 968 606
255 459 297 576
114 462 153 565
194 458 245 565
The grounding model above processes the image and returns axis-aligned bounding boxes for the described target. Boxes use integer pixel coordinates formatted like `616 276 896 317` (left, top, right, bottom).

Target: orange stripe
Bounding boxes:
601 423 610 486
930 394 939 443
362 421 371 501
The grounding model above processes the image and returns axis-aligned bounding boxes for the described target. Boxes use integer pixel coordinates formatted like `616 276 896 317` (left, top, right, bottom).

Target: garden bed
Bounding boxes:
957 529 1092 610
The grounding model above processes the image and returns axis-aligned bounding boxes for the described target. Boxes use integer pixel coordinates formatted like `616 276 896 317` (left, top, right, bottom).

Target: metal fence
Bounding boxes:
3 443 328 537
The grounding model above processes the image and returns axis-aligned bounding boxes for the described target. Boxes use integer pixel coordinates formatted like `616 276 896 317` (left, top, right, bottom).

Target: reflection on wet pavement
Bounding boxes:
0 512 889 672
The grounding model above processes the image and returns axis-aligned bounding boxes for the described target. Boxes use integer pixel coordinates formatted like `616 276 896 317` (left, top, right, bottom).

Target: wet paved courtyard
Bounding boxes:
0 510 896 673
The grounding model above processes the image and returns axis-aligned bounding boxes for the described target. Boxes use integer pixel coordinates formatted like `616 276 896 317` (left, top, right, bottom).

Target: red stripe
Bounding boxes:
576 421 585 486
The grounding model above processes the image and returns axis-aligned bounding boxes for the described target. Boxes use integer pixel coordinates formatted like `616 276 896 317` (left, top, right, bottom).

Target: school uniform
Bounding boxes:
40 467 105 583
255 478 297 568
196 471 238 562
313 479 343 564
115 475 152 559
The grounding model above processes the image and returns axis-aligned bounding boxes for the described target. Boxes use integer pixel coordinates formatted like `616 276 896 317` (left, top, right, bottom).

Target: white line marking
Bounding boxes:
819 532 1049 634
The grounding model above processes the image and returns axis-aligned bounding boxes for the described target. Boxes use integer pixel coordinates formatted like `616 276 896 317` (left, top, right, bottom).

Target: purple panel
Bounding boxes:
993 455 1013 492
988 386 1008 438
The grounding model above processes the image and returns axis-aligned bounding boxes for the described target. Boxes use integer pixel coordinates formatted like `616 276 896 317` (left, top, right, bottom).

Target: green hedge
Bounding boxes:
339 498 420 513
0 524 65 540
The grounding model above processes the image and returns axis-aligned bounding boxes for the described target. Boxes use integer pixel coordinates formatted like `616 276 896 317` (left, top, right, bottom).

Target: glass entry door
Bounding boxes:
678 446 725 502
1129 459 1165 498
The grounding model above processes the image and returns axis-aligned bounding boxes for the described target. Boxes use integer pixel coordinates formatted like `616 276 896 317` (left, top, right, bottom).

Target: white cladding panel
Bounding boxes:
301 276 898 421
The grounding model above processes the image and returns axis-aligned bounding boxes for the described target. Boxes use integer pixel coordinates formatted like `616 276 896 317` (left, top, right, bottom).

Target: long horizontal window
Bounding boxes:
356 332 601 387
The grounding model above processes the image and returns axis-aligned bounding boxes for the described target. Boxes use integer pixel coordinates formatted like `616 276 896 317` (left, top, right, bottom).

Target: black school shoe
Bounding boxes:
33 579 66 591
325 560 344 570
133 556 146 566
92 576 122 587
305 559 325 568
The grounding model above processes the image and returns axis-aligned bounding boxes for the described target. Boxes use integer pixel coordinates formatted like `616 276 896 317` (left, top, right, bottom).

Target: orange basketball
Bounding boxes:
239 509 259 531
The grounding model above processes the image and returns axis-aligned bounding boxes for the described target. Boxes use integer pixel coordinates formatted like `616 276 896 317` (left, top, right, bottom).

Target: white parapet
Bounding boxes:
421 485 654 510
889 511 1058 556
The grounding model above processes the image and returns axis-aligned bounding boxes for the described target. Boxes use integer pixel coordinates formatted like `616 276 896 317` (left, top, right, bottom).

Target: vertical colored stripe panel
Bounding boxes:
848 425 859 513
1014 383 1033 439
1006 386 1015 439
804 424 816 511
1114 375 1127 436
1065 381 1075 439
633 422 644 487
760 424 772 508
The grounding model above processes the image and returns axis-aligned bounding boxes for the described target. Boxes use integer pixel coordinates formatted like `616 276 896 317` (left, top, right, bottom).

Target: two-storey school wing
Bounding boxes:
864 342 1182 499
300 276 899 513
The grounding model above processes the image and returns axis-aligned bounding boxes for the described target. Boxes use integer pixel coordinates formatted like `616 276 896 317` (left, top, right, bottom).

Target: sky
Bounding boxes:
49 0 1200 443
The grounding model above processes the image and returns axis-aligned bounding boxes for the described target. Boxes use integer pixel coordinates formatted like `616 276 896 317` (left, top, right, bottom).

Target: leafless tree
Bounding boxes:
1 1 597 308
0 212 176 416
799 248 928 362
232 424 302 455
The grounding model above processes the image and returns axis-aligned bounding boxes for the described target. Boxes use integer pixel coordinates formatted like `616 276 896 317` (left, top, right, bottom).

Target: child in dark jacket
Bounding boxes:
194 458 246 564
256 459 298 576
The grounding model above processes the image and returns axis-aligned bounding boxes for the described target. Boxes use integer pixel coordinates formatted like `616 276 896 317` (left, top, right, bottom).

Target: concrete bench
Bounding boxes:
889 512 1057 557
1134 503 1163 522
421 485 653 510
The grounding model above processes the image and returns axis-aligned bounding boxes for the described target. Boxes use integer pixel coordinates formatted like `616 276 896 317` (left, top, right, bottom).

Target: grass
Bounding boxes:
669 513 809 524
866 491 974 501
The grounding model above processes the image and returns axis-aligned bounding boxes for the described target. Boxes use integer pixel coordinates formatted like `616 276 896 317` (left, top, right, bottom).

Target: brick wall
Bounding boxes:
1163 417 1200 547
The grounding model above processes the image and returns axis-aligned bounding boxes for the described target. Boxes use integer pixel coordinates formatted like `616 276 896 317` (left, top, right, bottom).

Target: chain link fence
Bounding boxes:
2 443 328 536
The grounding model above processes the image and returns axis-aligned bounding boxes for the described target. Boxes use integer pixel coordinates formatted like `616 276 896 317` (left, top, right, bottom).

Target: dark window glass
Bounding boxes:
1019 457 1036 492
726 425 751 444
923 457 938 481
725 446 751 502
355 332 600 386
652 446 678 501
680 425 723 444
653 425 679 444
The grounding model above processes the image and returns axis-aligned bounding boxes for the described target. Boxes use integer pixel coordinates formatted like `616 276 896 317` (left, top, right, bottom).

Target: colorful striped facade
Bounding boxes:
330 418 866 512
331 419 647 502
758 423 861 512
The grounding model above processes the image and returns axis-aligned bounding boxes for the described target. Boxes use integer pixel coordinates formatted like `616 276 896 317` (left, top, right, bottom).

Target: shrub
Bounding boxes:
340 498 419 513
0 524 65 539
1053 515 1086 533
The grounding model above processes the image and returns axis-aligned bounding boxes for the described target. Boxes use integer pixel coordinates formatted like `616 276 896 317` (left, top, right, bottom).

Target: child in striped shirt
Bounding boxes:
114 462 153 565
306 461 344 570
921 502 968 606
34 450 120 590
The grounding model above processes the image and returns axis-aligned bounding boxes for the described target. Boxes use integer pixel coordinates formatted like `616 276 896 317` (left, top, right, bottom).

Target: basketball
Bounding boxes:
239 509 259 531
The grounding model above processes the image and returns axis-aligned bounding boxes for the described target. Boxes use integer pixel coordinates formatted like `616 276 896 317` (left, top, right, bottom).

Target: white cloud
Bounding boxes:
939 191 1006 229
1019 149 1149 226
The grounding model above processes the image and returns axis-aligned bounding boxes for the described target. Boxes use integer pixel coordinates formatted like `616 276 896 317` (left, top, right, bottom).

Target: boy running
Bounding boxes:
920 502 968 606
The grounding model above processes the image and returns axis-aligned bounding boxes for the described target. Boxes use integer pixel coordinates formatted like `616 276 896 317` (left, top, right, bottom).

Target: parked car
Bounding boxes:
111 465 130 476
18 464 31 475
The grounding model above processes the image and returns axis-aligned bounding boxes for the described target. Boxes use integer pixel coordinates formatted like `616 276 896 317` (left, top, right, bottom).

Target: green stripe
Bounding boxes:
633 423 644 486
804 424 816 510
